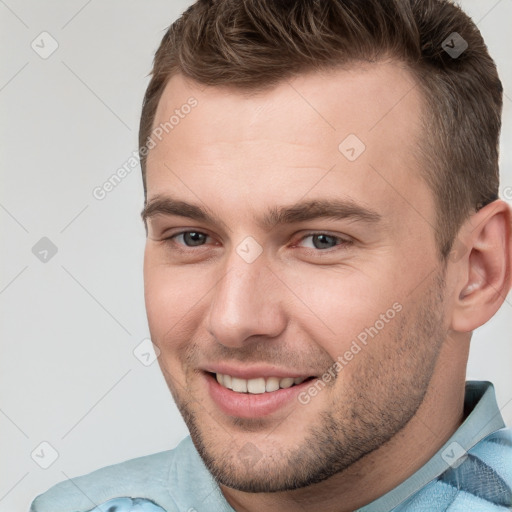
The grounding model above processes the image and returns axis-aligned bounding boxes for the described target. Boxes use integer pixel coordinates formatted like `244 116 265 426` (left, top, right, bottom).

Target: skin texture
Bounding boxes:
142 62 512 512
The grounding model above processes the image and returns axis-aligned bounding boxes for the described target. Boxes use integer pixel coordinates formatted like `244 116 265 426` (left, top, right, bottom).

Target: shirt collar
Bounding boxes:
358 380 505 512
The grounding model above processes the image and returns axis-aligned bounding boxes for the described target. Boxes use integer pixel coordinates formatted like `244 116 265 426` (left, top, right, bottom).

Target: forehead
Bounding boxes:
151 61 423 146
146 61 433 232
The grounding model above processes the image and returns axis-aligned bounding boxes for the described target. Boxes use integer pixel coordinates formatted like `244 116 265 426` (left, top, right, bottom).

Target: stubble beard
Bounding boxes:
166 270 447 493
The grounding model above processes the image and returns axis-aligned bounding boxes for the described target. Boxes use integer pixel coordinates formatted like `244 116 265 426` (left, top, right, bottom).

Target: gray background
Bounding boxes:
1 1 511 510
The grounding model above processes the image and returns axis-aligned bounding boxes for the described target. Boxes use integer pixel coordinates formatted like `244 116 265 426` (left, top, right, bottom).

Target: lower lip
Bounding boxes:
205 373 314 418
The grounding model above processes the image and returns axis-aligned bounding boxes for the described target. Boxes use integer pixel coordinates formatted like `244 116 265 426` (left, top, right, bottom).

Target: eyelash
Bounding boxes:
164 230 353 253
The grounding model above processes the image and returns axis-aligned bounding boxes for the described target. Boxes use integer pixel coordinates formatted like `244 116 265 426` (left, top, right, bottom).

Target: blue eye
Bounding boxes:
86 497 166 511
304 234 337 249
164 230 352 254
173 231 209 247
299 233 352 250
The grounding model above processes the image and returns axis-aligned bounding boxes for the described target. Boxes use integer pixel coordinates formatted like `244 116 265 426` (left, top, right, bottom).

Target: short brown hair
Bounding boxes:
139 0 502 259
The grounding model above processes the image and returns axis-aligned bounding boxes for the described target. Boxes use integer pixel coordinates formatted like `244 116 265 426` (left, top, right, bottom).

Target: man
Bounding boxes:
31 0 511 511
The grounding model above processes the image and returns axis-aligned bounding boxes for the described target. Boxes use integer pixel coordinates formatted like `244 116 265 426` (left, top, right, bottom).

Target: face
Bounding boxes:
143 62 450 492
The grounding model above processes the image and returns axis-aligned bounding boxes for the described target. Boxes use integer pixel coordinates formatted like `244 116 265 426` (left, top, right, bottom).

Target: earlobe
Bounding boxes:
450 200 512 332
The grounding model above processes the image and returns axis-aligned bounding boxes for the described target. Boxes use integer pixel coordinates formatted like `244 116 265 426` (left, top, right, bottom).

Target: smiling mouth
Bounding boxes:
210 372 315 394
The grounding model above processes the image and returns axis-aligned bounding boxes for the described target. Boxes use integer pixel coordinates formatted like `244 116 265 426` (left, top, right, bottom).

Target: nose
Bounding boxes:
206 250 287 348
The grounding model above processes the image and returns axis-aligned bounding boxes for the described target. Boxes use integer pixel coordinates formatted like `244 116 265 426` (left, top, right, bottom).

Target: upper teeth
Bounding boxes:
216 373 307 394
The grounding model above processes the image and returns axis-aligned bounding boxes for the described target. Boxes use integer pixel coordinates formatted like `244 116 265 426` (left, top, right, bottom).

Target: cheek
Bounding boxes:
294 267 404 362
144 265 207 390
143 255 210 349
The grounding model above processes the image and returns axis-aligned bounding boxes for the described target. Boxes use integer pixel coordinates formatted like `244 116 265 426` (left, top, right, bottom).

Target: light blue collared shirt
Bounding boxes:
30 381 511 512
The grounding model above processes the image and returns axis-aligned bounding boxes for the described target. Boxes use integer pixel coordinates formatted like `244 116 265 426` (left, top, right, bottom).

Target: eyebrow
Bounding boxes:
141 195 382 230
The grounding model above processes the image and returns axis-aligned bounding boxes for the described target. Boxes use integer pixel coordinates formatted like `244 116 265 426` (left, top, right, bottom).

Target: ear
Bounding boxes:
450 200 512 333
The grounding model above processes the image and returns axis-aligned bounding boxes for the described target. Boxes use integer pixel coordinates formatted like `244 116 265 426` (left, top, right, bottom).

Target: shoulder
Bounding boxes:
392 428 512 512
466 427 512 490
29 437 196 512
437 427 512 511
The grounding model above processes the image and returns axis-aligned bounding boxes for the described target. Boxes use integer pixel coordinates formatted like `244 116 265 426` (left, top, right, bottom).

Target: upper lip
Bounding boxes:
203 364 314 380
